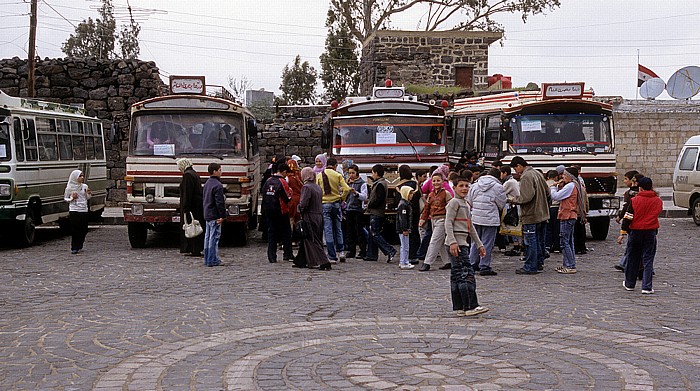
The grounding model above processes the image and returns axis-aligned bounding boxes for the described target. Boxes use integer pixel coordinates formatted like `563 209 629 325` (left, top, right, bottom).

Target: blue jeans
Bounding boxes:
469 225 498 271
322 202 344 260
366 215 395 260
416 220 432 260
559 219 576 268
624 230 657 291
522 222 546 272
399 234 410 265
449 245 479 311
203 220 221 266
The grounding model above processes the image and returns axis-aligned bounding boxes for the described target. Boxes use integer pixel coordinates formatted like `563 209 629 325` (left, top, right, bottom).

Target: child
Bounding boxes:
418 172 453 271
445 176 488 316
618 177 662 294
396 186 415 270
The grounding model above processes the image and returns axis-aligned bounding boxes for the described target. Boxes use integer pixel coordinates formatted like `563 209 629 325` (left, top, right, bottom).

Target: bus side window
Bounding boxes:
23 119 38 161
36 118 58 161
13 117 24 161
71 121 86 160
94 123 105 160
85 123 95 159
465 118 477 151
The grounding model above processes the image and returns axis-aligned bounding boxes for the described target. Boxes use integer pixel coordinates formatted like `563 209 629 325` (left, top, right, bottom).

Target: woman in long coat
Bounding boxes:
178 158 204 256
294 167 331 270
286 159 303 226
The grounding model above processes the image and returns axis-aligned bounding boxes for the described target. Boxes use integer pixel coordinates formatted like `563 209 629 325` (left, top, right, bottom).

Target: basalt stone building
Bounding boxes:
359 30 503 94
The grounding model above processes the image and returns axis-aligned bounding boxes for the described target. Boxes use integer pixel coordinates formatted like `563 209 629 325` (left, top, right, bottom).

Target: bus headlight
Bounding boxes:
227 205 240 215
602 198 620 209
0 184 10 196
131 204 144 215
145 194 155 203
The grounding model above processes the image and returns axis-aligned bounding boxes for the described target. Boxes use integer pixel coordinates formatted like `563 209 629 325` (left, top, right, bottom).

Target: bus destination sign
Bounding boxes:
170 76 206 95
542 82 584 99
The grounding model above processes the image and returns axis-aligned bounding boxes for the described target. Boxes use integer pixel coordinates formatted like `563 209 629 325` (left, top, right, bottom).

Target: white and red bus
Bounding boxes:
448 83 620 239
122 76 260 248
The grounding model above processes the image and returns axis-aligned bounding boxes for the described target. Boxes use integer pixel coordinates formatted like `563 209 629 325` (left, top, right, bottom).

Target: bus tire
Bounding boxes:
692 197 700 226
128 222 148 248
588 217 610 240
16 209 37 247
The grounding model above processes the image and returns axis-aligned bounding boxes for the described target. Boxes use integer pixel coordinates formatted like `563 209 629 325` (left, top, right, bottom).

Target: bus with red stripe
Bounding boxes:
448 83 619 239
122 76 260 248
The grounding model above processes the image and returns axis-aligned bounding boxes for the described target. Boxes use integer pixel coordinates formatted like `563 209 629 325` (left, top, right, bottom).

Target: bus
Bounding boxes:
0 91 107 247
321 80 449 211
122 76 260 248
448 83 620 239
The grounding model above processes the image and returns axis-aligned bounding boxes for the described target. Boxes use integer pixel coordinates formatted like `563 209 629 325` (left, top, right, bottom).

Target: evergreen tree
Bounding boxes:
320 9 360 101
279 55 318 105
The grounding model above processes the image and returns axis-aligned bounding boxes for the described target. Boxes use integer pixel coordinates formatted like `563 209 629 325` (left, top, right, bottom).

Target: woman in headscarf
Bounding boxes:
294 167 331 270
177 158 204 256
64 170 92 254
313 153 327 175
286 158 303 226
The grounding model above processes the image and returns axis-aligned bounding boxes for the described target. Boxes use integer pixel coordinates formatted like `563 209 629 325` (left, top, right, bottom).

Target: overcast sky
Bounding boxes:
1 0 698 100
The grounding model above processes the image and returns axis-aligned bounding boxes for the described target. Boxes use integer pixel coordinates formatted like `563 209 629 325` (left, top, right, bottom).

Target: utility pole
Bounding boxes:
28 0 38 98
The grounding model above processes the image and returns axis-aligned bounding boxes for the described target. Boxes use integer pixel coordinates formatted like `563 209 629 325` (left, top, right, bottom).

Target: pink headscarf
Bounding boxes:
432 164 450 180
313 154 327 174
301 167 316 183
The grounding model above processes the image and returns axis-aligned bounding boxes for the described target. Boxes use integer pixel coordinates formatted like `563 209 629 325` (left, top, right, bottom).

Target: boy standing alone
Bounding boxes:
202 163 226 267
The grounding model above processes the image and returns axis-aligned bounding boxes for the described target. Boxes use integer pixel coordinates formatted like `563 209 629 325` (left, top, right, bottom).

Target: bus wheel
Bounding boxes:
16 209 36 247
588 217 610 240
692 198 700 226
128 222 148 248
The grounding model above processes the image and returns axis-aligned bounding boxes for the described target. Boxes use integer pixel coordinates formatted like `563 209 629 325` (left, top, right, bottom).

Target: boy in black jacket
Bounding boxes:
365 164 397 262
396 186 415 270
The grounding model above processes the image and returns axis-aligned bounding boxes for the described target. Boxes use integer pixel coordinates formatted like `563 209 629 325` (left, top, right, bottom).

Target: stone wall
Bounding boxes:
0 57 166 202
259 106 326 167
359 30 502 95
614 100 700 186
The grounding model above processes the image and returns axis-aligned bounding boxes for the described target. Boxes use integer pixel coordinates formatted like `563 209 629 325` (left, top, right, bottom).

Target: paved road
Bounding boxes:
1 219 699 390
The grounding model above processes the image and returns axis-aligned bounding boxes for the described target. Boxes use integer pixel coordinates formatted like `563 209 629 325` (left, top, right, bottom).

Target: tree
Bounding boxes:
279 55 318 105
62 0 141 59
227 75 254 101
320 9 360 101
329 0 561 43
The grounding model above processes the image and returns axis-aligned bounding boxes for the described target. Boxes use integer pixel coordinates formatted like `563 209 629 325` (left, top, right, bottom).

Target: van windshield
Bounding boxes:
0 123 10 161
130 113 244 157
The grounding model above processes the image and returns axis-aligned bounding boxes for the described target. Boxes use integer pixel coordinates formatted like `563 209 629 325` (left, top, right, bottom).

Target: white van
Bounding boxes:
673 135 700 225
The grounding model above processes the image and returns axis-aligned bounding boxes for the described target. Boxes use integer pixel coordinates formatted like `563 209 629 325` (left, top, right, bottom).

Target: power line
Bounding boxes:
506 11 700 33
41 0 77 28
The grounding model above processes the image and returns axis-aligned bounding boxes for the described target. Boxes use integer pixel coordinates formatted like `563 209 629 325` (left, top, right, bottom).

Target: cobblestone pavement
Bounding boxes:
1 219 699 390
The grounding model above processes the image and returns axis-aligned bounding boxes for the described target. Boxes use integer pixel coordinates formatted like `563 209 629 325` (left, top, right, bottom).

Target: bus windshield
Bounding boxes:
0 123 9 161
131 113 244 157
511 114 612 154
332 115 445 155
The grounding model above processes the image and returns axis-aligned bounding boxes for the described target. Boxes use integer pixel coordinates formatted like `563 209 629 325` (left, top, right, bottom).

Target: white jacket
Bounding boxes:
467 175 507 227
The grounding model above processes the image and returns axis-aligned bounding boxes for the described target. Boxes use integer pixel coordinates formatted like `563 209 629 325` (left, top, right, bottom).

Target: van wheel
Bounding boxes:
588 217 610 240
16 209 36 247
128 222 148 248
692 198 700 226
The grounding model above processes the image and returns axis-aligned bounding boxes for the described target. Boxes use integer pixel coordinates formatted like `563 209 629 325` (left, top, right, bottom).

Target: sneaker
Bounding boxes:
641 289 655 294
537 264 544 271
439 263 452 270
515 268 539 275
455 310 466 317
418 264 430 272
329 259 338 265
556 266 577 274
338 251 346 262
479 269 498 276
614 264 625 272
71 249 79 254
400 264 415 270
464 306 489 316
387 251 397 263
623 281 634 291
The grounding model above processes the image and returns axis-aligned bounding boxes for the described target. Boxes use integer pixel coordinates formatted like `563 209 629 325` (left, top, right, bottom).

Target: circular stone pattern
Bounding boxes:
93 317 700 390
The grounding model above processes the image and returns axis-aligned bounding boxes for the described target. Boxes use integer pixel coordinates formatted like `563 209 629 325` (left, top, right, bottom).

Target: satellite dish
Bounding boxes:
640 77 665 100
666 66 700 99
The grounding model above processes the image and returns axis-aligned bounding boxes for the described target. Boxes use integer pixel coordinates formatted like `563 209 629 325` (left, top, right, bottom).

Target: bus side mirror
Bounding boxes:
320 121 330 149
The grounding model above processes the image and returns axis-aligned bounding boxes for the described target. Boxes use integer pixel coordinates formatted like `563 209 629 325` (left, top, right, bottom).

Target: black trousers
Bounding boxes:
345 210 367 257
266 212 292 262
574 219 587 252
69 211 89 251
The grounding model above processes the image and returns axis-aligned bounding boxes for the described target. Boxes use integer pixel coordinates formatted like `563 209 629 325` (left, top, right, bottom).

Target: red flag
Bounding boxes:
638 64 659 87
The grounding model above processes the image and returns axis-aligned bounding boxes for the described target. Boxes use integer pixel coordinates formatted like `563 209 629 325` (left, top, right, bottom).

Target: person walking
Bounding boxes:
418 172 453 271
618 177 662 294
64 170 92 254
466 167 507 276
344 164 368 259
445 175 488 316
177 158 204 257
365 164 397 262
396 186 416 270
202 162 226 267
263 162 293 263
508 156 550 274
294 167 332 270
316 157 351 263
550 167 587 274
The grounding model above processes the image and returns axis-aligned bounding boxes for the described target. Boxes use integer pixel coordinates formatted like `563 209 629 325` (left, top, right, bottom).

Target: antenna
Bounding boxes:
639 77 665 100
666 66 700 100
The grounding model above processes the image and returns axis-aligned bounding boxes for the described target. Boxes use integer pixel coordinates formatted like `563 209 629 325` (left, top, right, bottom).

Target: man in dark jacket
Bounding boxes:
203 162 226 267
178 158 204 256
365 164 397 262
262 162 292 263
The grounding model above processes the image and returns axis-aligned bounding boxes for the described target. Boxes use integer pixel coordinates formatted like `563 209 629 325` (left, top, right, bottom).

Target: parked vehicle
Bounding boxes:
0 91 107 246
673 135 700 225
122 76 260 248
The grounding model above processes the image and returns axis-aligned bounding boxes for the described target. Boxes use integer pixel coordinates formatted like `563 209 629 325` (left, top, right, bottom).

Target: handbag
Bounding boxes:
294 219 311 240
182 212 203 238
502 205 519 227
499 206 522 237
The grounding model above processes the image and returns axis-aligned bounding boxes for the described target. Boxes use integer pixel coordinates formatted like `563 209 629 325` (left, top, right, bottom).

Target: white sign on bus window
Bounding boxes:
521 120 542 132
154 144 175 156
376 133 396 144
